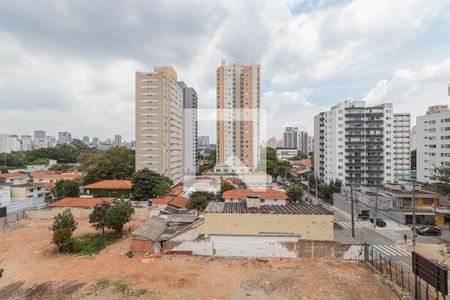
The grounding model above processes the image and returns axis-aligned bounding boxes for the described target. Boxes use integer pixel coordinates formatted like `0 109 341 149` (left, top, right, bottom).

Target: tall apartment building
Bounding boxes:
215 60 261 173
410 126 417 151
298 131 308 154
283 127 298 149
393 113 411 179
307 136 314 154
114 134 122 146
34 130 46 140
198 136 209 148
21 135 33 151
266 136 278 149
178 81 198 176
135 67 184 185
314 100 410 186
417 105 450 183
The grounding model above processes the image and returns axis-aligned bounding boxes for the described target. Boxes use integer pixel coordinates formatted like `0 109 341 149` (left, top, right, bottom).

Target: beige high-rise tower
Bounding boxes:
215 60 261 173
135 66 183 185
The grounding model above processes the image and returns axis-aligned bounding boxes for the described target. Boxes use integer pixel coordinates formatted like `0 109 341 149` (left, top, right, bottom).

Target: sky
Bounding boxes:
1 0 450 142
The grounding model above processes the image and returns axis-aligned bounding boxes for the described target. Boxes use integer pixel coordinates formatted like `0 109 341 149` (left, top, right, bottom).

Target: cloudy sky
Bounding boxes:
1 0 450 142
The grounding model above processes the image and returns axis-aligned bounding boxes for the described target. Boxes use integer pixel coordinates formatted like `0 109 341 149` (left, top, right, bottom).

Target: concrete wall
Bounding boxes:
27 206 149 220
163 236 365 260
200 213 334 241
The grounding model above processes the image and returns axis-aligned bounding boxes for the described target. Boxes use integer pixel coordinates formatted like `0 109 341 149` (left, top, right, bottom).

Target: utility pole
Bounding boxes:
412 180 416 251
350 184 355 238
373 186 378 229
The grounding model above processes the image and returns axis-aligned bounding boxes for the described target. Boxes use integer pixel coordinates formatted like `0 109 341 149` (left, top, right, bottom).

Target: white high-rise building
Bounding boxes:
417 105 450 183
314 100 410 186
283 127 298 149
307 136 314 154
393 113 411 179
21 135 33 151
135 67 184 185
298 131 308 154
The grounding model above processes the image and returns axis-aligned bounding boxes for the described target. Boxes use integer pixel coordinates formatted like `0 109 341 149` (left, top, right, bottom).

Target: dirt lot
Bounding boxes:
0 219 398 299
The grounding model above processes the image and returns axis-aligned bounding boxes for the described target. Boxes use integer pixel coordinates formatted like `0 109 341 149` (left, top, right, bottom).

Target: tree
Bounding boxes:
53 180 80 199
80 146 135 184
131 169 173 201
434 166 450 197
220 181 235 197
290 150 307 161
51 209 77 251
286 184 304 202
104 200 134 235
439 243 450 262
189 191 217 202
187 194 208 211
89 202 111 234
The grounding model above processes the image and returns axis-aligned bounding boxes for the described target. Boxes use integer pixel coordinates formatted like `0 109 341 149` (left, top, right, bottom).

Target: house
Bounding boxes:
131 207 198 254
0 183 46 213
9 183 46 200
82 180 132 198
222 189 288 205
0 172 28 185
32 171 82 183
149 187 189 215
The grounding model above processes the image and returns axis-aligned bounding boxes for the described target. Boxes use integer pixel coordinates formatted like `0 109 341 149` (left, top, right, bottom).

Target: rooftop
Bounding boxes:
222 189 288 200
82 180 132 190
47 197 114 208
205 202 332 215
151 195 188 208
33 172 82 180
0 172 26 178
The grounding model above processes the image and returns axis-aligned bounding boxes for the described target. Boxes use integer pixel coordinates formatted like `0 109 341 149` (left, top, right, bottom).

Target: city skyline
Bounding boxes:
1 1 450 141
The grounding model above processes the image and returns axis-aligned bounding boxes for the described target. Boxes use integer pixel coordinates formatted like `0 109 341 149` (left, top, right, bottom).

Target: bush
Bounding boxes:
51 209 77 252
187 194 208 211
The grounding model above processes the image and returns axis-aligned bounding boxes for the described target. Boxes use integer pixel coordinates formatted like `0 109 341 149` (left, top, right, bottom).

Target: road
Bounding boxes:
305 191 446 269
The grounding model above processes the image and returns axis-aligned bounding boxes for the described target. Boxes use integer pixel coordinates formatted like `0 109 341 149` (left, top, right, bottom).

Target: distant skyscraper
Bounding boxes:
178 81 198 176
298 131 308 154
283 127 299 149
114 134 122 146
34 130 46 140
215 60 260 173
92 137 99 147
198 136 209 148
21 135 33 151
266 136 278 149
57 132 72 145
393 113 411 180
83 136 90 145
307 136 314 154
135 66 183 185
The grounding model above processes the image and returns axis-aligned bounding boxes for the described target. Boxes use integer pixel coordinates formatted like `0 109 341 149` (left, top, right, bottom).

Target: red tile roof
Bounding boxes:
33 172 81 180
0 172 26 178
169 196 188 208
152 196 174 205
166 187 183 196
83 180 132 190
222 189 288 200
47 197 114 208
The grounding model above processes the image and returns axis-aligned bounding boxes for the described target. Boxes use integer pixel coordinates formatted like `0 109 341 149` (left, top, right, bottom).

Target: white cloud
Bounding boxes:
363 56 450 124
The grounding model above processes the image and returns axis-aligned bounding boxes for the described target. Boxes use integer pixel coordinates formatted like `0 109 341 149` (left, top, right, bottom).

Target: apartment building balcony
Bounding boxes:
366 141 383 145
365 112 383 118
345 113 366 118
345 134 365 138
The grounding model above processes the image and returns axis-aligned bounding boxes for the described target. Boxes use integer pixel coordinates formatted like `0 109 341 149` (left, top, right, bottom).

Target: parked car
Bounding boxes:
417 227 441 236
370 218 386 227
415 226 427 234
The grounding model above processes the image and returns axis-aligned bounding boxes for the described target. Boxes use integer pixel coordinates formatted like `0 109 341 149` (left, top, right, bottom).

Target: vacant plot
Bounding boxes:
0 219 398 299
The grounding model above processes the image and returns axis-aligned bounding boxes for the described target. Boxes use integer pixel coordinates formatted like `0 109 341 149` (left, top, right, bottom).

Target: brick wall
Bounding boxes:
130 239 154 253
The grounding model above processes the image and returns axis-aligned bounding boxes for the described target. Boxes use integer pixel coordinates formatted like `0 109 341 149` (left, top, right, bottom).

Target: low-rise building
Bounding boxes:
276 148 298 160
82 180 132 198
47 197 114 208
222 189 288 205
0 172 28 185
32 172 82 183
10 183 45 200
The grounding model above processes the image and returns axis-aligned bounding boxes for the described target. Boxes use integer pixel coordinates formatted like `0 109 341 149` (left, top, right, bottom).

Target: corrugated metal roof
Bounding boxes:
132 217 168 241
204 202 332 215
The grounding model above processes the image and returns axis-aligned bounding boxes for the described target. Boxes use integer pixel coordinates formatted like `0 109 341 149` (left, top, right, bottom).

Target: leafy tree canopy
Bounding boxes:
53 180 80 199
187 194 209 211
286 184 304 202
104 199 134 234
131 169 173 201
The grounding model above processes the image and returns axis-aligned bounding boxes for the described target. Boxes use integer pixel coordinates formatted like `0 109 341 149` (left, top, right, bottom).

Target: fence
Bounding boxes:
366 244 449 300
0 210 27 227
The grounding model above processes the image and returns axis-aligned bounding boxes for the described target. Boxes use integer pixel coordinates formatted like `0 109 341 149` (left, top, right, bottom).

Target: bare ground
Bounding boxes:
0 219 398 299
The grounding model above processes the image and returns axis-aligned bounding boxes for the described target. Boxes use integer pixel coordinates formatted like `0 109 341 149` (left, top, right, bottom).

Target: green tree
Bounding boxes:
53 180 80 199
104 200 134 235
290 150 307 161
131 169 173 201
89 202 111 234
220 181 235 197
286 184 304 202
189 191 217 202
186 194 208 211
434 166 450 196
81 146 135 184
51 209 77 251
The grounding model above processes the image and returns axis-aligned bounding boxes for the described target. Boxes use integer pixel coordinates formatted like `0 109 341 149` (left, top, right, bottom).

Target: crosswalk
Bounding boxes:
370 245 410 257
337 221 370 229
376 230 406 242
